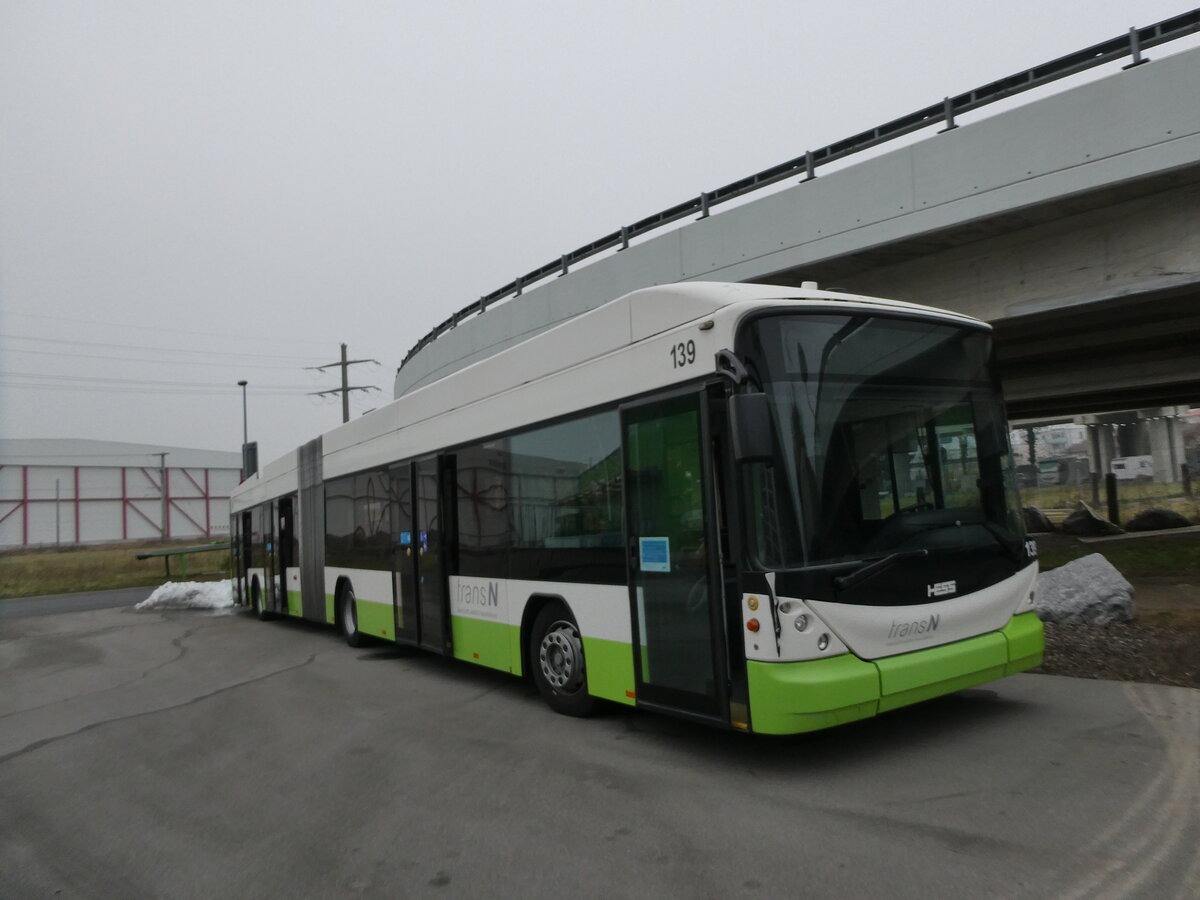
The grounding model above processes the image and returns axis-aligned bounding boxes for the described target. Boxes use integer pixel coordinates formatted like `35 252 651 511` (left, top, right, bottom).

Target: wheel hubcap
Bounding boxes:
539 620 584 693
344 593 356 634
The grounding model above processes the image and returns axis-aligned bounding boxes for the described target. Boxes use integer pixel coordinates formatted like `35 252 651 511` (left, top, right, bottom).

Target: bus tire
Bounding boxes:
529 602 597 718
339 583 365 648
252 578 271 621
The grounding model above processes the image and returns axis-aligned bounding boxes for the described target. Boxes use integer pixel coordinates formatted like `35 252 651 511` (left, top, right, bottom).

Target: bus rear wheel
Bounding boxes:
252 579 271 621
529 603 597 718
340 584 365 648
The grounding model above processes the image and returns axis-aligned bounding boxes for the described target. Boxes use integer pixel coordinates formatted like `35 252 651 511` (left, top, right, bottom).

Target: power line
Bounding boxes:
0 451 237 460
1 370 316 390
0 332 321 363
0 378 312 397
0 381 314 397
2 309 333 347
0 381 279 396
3 346 316 371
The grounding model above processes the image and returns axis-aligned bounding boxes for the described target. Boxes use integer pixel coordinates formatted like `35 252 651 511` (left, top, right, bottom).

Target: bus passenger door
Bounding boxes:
415 456 451 653
623 392 727 721
392 464 420 644
236 513 250 607
391 457 451 653
263 501 279 613
239 512 253 605
277 496 295 615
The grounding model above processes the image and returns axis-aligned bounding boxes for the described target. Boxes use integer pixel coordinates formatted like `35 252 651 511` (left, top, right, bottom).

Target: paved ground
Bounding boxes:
0 585 155 619
2 604 1198 899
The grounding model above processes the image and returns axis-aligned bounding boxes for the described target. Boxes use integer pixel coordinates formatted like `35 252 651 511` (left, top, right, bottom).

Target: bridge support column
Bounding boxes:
1142 406 1187 484
1081 408 1187 485
1081 417 1116 487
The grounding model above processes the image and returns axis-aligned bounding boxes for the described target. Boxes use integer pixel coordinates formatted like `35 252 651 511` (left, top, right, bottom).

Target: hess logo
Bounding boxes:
927 580 957 598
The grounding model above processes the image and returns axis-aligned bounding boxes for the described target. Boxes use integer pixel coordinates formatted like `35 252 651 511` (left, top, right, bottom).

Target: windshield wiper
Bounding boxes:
981 521 1023 561
833 549 929 591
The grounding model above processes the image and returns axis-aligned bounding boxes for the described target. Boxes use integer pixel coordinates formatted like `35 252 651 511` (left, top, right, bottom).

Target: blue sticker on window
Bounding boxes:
400 531 412 546
639 537 670 573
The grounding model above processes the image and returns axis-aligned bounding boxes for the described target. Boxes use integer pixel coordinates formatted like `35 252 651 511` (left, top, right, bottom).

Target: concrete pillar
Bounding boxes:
1081 416 1116 478
1143 406 1187 483
1116 412 1145 457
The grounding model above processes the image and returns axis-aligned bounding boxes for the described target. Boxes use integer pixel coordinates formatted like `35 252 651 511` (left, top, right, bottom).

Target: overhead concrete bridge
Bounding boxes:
396 13 1200 424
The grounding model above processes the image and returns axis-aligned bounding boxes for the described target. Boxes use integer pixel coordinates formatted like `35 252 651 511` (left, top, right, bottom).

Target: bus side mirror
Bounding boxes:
728 393 773 463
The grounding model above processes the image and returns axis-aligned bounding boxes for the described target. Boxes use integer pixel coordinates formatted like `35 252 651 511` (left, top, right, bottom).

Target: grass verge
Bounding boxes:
1022 481 1200 523
0 540 231 600
1034 530 1200 576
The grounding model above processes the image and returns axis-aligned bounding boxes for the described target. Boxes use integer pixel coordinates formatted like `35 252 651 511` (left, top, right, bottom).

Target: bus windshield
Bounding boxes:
738 312 1024 572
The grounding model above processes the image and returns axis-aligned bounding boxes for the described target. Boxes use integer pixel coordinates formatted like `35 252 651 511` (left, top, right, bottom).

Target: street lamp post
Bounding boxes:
238 380 251 480
238 380 248 446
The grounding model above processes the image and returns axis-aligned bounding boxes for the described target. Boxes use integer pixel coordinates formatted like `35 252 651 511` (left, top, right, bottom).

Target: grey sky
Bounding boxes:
2 1 1194 464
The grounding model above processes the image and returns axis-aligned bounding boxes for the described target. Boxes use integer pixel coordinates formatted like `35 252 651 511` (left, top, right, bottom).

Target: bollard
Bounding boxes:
1105 472 1120 526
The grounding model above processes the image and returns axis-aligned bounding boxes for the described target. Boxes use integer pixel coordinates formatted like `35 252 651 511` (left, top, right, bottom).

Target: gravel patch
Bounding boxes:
1035 621 1200 688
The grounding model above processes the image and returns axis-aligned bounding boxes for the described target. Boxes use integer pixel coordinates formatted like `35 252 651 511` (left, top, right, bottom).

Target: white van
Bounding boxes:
1110 455 1153 481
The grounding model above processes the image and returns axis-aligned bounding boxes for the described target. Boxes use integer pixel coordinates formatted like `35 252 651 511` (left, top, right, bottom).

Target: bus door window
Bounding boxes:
851 419 890 522
277 496 294 608
263 501 277 610
415 456 449 653
929 405 981 508
390 464 419 644
624 392 722 719
707 385 749 718
847 412 943 547
240 511 253 602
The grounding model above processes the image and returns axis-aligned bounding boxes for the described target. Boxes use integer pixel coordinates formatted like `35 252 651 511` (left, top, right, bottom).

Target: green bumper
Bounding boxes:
746 612 1044 735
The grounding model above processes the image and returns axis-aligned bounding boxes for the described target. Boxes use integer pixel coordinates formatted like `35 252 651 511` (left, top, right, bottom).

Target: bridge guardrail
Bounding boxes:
400 9 1200 370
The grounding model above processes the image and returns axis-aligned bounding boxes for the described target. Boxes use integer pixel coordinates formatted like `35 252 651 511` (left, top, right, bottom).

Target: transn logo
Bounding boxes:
927 580 957 598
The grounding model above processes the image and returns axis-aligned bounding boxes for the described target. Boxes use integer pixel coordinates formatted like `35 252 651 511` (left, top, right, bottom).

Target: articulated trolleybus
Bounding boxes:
230 282 1042 734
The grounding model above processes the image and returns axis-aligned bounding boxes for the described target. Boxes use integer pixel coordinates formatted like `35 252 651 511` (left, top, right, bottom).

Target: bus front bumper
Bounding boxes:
745 612 1044 735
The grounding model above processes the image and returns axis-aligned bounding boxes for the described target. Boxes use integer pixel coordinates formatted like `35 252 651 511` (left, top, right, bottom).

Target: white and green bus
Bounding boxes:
230 282 1043 734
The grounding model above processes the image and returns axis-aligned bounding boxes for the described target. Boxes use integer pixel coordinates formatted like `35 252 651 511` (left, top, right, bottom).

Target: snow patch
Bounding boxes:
136 580 235 611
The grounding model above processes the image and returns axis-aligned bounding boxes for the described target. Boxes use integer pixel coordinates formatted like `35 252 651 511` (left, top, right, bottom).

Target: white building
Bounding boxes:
1009 423 1088 464
0 439 240 548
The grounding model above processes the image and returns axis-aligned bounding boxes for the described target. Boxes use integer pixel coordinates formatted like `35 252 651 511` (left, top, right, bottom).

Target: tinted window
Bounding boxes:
249 507 264 569
325 469 394 570
509 411 624 582
739 313 1027 606
456 443 509 577
455 409 625 584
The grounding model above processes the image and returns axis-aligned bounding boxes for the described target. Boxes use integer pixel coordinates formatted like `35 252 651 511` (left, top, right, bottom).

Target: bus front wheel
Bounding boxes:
339 584 365 648
529 603 597 718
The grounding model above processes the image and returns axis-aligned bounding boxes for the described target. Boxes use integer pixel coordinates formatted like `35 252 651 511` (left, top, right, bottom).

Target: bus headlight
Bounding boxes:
793 614 808 633
817 633 830 651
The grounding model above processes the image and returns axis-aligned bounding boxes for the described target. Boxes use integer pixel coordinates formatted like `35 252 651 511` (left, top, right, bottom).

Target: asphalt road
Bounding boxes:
2 603 1197 899
0 585 155 619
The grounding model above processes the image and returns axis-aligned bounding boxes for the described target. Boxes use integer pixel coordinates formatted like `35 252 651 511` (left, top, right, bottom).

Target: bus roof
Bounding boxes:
231 282 985 509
